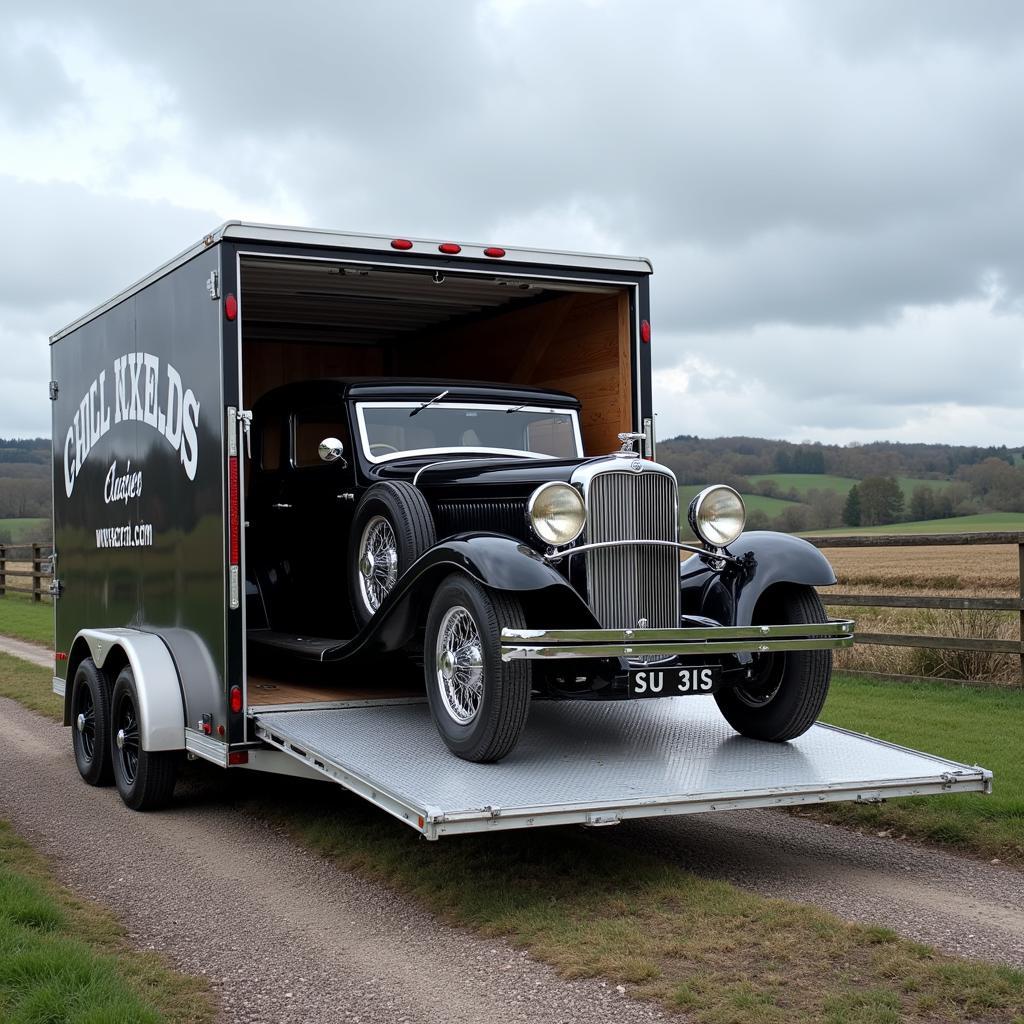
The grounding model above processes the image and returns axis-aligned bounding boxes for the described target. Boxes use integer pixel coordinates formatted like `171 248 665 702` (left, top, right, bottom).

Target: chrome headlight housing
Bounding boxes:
688 485 746 548
528 482 586 547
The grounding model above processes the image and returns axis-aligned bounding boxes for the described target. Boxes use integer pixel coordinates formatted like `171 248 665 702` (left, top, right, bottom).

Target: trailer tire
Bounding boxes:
71 658 114 786
110 667 178 811
424 574 531 763
715 584 832 742
349 481 436 627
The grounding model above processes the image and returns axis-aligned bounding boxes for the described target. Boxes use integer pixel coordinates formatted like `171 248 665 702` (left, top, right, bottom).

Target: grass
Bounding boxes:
801 674 1023 864
805 512 1024 537
2 653 1021 1022
747 474 955 500
0 518 49 544
0 592 53 647
679 484 804 517
0 819 215 1024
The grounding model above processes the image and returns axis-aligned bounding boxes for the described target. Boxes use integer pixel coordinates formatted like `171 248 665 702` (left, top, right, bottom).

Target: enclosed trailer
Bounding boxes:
49 223 991 833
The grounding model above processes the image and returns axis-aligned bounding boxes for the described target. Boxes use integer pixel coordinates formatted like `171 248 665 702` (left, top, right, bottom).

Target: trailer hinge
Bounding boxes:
49 578 63 599
48 380 59 401
206 270 220 300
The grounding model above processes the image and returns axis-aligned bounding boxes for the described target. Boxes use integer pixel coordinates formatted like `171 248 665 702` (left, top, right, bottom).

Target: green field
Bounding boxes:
679 485 804 517
0 592 52 647
811 675 1022 863
804 512 1024 537
747 473 953 498
0 518 49 544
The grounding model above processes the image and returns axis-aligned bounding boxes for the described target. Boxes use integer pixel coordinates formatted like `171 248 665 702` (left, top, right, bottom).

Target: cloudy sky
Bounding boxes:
2 0 1022 446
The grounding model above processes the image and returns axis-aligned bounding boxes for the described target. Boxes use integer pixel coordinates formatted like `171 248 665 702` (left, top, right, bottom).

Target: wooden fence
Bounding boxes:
0 542 53 602
804 531 1024 687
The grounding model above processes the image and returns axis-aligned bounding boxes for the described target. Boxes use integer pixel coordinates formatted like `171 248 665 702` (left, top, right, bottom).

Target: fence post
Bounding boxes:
1019 540 1024 688
0 543 5 597
31 543 41 603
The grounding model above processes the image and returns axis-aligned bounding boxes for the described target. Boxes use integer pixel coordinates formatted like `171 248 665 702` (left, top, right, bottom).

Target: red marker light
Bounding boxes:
390 238 413 250
225 293 238 321
228 457 240 566
640 319 651 343
229 685 243 714
438 242 461 254
483 247 506 258
229 750 249 766
55 651 68 661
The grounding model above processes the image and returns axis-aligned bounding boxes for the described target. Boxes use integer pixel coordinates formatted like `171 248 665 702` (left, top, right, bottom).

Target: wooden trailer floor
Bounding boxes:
247 674 423 708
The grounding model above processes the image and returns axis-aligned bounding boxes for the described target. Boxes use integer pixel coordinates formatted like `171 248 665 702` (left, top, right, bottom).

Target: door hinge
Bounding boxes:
49 578 63 599
48 380 59 401
206 270 220 300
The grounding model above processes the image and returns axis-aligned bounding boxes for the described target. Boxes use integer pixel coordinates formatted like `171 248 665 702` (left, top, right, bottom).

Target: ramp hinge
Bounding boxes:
48 380 59 401
206 270 220 299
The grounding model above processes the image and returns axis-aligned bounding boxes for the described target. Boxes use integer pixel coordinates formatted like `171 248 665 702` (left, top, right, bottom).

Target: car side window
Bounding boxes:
293 410 350 468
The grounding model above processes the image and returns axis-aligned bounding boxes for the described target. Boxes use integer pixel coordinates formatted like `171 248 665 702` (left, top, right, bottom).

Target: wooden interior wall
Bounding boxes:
241 289 633 456
392 291 632 455
242 340 384 406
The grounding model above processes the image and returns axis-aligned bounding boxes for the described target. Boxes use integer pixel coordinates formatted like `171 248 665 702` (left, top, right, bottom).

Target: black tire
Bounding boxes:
71 658 113 786
715 584 832 741
424 574 531 763
349 481 436 627
110 667 178 811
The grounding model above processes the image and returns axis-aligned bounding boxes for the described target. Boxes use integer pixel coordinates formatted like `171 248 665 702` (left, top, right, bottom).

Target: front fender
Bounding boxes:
681 531 837 627
341 533 598 657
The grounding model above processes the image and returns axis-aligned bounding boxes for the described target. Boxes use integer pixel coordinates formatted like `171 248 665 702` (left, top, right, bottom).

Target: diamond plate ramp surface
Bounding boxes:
254 697 989 822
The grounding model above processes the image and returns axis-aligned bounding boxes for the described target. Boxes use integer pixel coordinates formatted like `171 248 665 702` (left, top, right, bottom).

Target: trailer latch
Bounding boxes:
206 270 220 300
48 380 59 401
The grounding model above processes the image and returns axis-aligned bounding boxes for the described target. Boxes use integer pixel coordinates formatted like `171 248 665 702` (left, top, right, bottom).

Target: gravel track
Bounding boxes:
0 695 666 1024
1 633 1021 1022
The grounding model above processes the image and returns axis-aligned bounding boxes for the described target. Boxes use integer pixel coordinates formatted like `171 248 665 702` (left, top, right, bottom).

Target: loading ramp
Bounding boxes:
251 696 992 840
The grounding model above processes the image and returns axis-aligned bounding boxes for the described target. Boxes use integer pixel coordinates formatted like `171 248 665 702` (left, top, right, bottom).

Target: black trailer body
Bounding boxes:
48 223 992 832
51 224 657 764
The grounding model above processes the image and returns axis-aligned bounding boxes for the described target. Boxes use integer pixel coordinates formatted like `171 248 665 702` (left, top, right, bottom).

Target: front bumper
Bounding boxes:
500 620 855 662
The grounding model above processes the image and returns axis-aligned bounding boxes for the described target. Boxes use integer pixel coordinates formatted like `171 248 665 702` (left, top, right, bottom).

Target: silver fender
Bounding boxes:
67 628 185 751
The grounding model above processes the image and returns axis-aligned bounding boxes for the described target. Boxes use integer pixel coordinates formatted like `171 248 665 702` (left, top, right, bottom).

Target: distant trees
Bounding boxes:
842 485 861 527
857 477 905 526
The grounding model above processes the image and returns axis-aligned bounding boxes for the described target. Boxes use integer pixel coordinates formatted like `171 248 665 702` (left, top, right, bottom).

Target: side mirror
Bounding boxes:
318 437 345 464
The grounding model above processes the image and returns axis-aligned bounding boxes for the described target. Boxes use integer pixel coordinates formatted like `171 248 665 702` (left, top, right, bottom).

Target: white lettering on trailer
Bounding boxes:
63 354 201 496
103 460 143 505
95 521 154 548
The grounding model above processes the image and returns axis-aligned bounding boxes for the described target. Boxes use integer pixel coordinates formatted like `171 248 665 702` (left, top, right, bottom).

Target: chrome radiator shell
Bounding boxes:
571 461 680 630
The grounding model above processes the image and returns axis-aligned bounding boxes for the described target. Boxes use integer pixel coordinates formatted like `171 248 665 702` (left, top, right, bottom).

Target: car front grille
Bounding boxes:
583 469 679 630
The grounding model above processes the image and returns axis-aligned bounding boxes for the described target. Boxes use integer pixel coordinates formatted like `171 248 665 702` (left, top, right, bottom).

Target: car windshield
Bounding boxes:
356 402 583 462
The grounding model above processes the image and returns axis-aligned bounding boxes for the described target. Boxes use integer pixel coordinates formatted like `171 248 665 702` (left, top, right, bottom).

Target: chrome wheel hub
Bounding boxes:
357 515 399 614
116 728 126 750
76 712 86 733
435 605 484 725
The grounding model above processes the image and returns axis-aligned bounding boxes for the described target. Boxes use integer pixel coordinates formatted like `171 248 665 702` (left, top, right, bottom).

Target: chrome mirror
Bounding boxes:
318 437 345 463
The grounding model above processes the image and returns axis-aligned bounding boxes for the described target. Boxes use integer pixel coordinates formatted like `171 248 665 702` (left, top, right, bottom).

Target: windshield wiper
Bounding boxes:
409 389 449 417
505 403 528 414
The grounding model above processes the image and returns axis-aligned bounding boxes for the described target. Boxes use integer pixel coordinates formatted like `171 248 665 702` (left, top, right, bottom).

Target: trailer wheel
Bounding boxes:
110 667 178 811
424 574 531 762
715 584 832 742
349 481 436 627
71 658 113 786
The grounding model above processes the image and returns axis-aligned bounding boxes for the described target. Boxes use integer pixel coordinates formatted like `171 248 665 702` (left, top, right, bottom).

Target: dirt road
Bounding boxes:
1 633 1021 1023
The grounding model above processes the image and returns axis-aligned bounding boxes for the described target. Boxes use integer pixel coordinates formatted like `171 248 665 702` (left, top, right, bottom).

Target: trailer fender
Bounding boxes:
65 629 186 751
680 531 837 627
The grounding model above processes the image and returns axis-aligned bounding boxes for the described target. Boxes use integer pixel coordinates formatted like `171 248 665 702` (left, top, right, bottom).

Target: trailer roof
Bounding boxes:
50 221 652 344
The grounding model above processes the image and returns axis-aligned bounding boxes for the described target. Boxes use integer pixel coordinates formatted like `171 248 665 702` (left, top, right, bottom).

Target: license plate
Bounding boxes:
628 665 720 698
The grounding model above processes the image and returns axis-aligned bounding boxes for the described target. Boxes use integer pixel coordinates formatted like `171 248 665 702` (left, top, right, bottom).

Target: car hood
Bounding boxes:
371 455 589 497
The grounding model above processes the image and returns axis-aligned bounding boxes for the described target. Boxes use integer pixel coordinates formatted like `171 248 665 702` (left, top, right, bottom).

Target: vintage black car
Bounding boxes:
246 378 853 763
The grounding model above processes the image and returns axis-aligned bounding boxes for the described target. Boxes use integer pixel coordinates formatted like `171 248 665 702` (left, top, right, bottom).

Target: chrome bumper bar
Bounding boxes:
500 620 855 662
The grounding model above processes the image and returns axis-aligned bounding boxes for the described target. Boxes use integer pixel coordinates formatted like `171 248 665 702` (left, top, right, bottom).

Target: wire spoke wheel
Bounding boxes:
435 605 484 724
357 515 399 614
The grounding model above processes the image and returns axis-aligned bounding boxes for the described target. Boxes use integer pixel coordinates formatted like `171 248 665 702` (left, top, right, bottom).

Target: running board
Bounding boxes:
250 698 992 840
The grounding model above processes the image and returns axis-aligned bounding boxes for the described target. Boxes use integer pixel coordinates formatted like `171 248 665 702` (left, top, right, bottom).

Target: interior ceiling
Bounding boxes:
239 257 586 346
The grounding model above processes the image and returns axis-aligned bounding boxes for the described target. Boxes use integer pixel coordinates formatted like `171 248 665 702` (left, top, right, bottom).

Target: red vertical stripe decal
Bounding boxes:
228 455 240 566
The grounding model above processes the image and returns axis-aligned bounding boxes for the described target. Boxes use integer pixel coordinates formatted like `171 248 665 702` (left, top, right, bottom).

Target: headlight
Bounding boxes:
688 485 746 548
528 482 586 546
